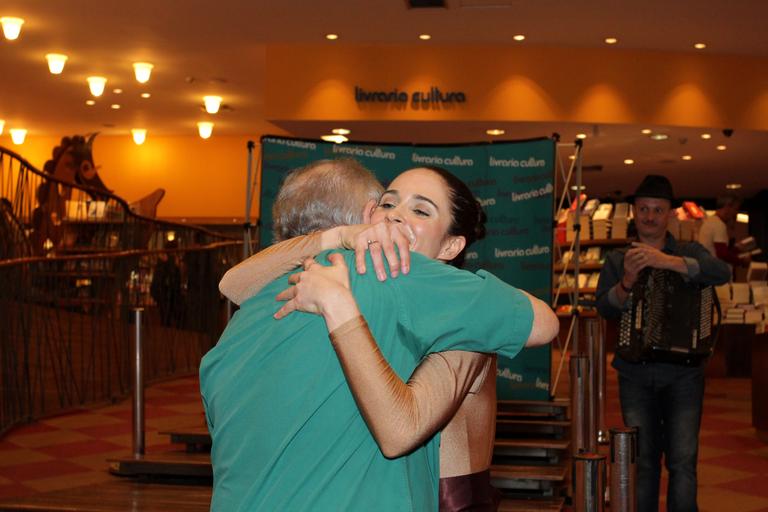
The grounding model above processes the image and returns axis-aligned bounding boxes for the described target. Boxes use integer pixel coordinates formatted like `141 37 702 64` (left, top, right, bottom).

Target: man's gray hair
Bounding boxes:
272 158 383 241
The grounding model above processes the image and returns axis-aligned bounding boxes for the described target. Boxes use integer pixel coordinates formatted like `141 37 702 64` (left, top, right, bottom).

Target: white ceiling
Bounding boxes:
1 0 767 198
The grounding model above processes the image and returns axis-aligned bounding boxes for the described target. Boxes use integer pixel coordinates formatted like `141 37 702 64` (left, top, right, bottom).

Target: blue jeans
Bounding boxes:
615 359 704 512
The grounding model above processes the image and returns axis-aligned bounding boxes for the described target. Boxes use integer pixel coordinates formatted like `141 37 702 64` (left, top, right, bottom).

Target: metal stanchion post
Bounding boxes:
585 319 599 453
573 452 606 512
610 427 638 512
132 307 145 458
597 319 608 444
570 353 589 456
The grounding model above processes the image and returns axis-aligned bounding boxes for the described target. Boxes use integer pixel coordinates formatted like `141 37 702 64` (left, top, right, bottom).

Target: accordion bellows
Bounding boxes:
618 268 718 364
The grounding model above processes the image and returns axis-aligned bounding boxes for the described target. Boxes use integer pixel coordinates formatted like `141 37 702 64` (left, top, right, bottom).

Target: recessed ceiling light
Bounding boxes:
694 43 707 50
641 129 652 135
331 128 351 135
85 100 96 106
604 37 618 45
650 133 669 141
624 159 635 165
513 35 525 42
699 133 711 139
140 92 151 98
45 54 68 74
486 129 505 136
110 104 121 110
325 33 338 41
716 145 727 151
131 129 147 145
321 134 348 144
681 155 693 161
726 183 742 190
1 17 25 41
576 133 587 139
419 34 431 41
570 185 586 191
113 88 123 94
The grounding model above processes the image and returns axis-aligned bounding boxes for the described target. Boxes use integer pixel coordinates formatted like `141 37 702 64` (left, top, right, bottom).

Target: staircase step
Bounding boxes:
0 480 211 511
161 427 212 450
108 451 212 479
490 463 568 492
496 419 570 436
494 437 570 461
498 496 565 512
497 399 569 417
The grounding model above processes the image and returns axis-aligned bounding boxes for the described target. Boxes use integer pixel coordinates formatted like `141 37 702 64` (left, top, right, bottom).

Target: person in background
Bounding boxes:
596 175 730 512
698 194 744 268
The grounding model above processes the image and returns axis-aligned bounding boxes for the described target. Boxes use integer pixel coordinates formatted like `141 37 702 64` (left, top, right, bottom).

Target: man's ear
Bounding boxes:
437 236 467 263
362 199 378 224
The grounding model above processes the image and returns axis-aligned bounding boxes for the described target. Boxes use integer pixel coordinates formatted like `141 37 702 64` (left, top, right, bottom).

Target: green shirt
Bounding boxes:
200 251 533 511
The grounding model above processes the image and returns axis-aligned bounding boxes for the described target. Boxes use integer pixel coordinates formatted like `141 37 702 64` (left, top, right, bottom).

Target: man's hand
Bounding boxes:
274 253 360 331
622 248 647 288
630 242 683 271
340 222 415 281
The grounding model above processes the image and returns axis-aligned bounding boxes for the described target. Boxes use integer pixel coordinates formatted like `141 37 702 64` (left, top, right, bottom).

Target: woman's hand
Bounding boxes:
340 222 415 281
274 253 360 331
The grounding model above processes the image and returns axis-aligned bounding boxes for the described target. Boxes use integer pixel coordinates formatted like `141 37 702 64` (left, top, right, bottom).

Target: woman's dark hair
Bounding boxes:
423 166 487 268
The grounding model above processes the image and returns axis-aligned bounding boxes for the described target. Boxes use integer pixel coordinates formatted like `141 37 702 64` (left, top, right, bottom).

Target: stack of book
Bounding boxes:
592 203 613 239
612 203 631 239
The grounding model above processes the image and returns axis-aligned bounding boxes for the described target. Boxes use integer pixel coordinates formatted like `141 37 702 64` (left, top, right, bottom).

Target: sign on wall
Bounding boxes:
259 136 555 400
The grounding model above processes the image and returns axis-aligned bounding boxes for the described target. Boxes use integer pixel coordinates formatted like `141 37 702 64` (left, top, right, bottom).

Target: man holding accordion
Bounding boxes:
596 175 731 512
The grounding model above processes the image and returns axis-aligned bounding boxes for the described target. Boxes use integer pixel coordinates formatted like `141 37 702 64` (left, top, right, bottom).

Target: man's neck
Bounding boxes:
638 233 666 250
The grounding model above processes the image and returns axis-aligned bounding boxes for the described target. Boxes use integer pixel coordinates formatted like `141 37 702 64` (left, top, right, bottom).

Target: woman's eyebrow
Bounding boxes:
414 194 439 211
381 189 399 198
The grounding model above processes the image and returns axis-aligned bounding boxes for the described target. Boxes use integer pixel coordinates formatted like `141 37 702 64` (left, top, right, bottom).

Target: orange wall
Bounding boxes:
266 44 768 131
4 134 279 219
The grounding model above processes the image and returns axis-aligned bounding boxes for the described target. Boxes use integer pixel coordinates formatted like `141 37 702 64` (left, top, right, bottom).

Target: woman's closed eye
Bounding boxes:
413 208 430 217
378 201 396 210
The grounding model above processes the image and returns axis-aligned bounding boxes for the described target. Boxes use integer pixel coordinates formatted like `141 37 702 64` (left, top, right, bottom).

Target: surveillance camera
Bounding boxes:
723 128 734 138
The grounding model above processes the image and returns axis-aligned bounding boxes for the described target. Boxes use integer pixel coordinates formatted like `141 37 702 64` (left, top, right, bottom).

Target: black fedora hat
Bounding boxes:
630 174 678 206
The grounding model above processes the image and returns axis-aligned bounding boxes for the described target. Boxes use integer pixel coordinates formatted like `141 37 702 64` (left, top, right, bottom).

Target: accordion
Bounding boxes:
617 268 720 365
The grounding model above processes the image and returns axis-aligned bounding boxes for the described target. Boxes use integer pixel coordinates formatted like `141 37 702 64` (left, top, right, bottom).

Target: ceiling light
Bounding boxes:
418 34 431 41
9 128 27 145
650 133 668 141
486 129 505 136
576 133 587 139
197 122 214 139
568 155 576 160
131 129 147 145
681 155 692 161
325 33 338 40
321 134 348 144
700 133 711 139
1 17 24 41
0 120 4 135
736 213 749 224
45 54 68 75
624 159 635 165
570 185 586 191
133 62 154 83
331 128 351 135
87 76 107 97
694 43 707 50
110 104 121 110
513 35 525 42
203 95 222 114
85 100 95 106
641 129 652 135
726 183 742 190
141 92 151 99
604 37 618 45
113 88 123 94
717 145 727 151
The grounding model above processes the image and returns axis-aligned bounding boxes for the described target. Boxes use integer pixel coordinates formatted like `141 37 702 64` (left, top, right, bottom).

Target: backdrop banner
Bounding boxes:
259 136 555 400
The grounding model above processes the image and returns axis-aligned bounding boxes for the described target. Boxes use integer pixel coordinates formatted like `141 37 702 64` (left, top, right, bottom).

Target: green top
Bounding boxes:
200 251 533 511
